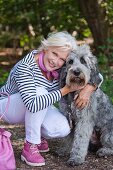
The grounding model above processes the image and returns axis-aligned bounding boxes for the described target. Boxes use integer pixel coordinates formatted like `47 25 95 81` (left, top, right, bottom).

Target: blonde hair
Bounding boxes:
38 31 77 52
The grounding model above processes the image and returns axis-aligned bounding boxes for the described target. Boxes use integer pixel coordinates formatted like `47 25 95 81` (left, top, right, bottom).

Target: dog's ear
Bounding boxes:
88 66 102 87
88 52 102 87
59 64 67 88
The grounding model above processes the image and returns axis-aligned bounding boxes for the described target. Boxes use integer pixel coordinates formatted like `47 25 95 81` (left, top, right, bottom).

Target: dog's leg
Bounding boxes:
56 129 74 156
67 113 94 166
96 122 113 157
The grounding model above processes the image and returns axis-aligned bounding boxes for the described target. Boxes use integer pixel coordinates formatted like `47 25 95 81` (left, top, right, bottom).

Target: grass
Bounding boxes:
100 67 113 103
0 68 9 87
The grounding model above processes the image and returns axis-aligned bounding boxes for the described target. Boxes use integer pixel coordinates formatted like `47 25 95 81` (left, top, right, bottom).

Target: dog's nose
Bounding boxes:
73 69 80 76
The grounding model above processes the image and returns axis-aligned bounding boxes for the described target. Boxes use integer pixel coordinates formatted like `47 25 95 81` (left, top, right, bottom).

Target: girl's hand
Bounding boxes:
74 84 96 109
68 84 85 93
60 84 85 97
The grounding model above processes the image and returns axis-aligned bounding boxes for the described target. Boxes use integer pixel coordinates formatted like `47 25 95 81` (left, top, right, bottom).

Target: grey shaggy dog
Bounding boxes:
57 44 113 167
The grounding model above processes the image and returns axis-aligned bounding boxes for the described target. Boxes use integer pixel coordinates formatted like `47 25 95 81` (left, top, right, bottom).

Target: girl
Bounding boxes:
0 32 102 167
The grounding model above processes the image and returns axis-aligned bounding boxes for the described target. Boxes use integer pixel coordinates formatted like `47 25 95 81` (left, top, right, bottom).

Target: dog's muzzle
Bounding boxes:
66 68 86 87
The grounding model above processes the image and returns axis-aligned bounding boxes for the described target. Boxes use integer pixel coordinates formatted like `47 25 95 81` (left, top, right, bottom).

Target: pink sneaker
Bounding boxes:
38 138 49 153
21 141 45 166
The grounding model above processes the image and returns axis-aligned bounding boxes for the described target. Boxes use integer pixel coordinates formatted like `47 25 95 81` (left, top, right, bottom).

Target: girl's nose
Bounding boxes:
53 58 59 65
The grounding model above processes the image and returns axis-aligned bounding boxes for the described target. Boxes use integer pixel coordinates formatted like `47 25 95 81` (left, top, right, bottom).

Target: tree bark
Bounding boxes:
38 0 50 37
77 0 109 51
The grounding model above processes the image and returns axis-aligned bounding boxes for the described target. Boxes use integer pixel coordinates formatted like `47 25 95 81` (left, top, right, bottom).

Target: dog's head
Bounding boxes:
61 44 98 89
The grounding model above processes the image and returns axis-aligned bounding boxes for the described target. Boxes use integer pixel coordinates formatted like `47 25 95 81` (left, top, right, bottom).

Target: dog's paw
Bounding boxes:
67 157 84 167
96 148 108 157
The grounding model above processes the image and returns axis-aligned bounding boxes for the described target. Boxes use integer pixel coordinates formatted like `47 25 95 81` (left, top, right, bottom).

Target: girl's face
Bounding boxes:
43 47 70 71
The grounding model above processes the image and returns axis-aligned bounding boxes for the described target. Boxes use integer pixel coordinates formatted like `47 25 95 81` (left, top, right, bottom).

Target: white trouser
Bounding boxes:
0 87 70 144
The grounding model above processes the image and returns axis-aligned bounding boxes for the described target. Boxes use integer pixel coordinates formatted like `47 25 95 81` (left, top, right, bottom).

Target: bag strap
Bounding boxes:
0 128 11 137
0 92 10 120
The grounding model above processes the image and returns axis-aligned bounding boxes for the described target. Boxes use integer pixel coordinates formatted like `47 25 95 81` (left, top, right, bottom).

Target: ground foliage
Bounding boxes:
1 120 113 170
0 0 113 52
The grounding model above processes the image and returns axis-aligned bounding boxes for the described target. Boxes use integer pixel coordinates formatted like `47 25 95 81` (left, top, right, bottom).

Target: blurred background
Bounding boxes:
0 0 113 102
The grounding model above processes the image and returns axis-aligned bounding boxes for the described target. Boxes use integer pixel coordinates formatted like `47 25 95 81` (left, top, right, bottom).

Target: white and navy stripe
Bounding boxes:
0 50 62 113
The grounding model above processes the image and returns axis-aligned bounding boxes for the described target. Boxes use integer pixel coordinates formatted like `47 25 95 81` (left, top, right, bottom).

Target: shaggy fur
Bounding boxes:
57 44 113 167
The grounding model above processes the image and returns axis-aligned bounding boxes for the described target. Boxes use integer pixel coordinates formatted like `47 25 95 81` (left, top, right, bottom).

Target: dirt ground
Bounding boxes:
1 49 113 170
1 121 113 170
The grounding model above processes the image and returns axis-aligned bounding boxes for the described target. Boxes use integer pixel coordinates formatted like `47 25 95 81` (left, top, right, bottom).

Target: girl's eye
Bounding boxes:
53 52 57 56
80 57 86 64
60 58 65 62
68 59 73 64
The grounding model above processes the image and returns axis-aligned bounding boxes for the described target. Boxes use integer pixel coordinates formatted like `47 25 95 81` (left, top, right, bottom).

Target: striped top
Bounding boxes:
0 50 62 113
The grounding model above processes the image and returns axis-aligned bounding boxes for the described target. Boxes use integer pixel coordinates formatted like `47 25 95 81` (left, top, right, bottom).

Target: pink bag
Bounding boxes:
0 92 16 170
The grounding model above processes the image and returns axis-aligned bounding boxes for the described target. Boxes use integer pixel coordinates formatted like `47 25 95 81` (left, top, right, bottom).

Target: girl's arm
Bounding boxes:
15 63 73 113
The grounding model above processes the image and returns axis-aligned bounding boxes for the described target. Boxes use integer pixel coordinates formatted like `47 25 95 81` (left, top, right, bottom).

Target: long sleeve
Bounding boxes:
15 63 62 113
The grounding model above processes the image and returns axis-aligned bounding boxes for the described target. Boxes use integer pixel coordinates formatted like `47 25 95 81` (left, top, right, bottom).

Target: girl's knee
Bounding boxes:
41 121 70 138
58 123 70 137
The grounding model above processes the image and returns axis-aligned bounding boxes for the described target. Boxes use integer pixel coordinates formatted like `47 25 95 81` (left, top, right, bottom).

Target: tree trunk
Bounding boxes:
38 0 50 37
77 0 109 51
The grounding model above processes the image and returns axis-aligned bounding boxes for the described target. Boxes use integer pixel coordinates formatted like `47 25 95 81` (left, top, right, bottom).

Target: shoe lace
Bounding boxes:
37 138 47 148
30 144 39 154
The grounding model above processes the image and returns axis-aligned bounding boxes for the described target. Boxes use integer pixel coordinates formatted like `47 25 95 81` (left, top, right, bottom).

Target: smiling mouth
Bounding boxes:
49 61 56 68
49 63 54 68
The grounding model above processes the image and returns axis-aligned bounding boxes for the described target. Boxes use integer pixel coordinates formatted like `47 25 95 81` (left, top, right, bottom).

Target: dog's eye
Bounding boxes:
68 59 73 65
80 57 86 64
